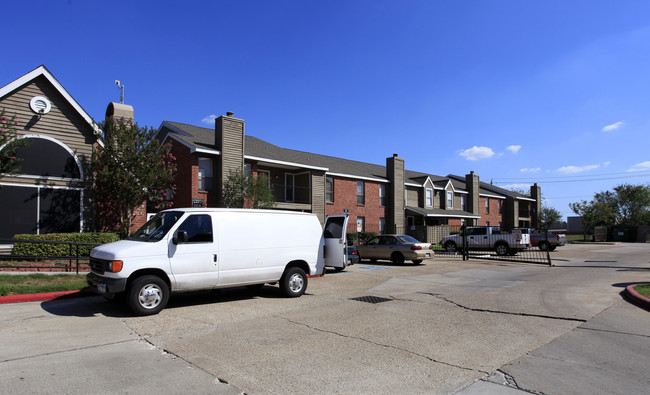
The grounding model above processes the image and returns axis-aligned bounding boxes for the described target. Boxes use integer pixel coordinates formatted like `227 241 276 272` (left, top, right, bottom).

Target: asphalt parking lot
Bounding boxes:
1 243 649 394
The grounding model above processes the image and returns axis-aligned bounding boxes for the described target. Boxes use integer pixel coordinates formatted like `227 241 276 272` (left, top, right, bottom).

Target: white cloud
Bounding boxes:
506 145 521 154
520 167 541 173
601 121 624 132
603 161 611 167
201 114 218 124
459 146 495 161
627 161 650 172
557 164 600 174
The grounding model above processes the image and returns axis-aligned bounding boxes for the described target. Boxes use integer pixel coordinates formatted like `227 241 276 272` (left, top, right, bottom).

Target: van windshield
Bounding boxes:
129 211 184 242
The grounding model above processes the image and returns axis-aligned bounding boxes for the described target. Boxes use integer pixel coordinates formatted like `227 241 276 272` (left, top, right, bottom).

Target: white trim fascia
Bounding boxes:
1 174 83 183
515 196 536 202
405 182 421 187
479 193 506 199
0 66 102 137
194 147 221 155
444 179 457 192
162 134 221 156
0 181 84 191
246 155 329 172
326 172 389 183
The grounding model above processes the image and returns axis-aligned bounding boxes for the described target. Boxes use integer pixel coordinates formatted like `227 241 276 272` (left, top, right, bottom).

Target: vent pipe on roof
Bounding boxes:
226 111 234 117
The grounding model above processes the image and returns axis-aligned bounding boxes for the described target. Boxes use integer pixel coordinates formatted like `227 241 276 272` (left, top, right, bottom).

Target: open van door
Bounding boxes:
318 215 349 274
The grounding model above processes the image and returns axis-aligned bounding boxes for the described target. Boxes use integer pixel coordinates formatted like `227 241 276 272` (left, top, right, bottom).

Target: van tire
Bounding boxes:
280 267 308 297
127 275 169 316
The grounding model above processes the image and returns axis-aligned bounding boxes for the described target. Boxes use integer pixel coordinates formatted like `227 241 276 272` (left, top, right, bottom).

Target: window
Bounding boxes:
177 214 213 243
379 184 386 206
285 174 295 202
379 217 386 234
356 216 365 232
357 181 365 205
485 197 490 214
198 158 213 191
461 195 466 211
447 191 453 208
498 200 502 214
426 188 433 207
244 163 252 176
326 177 334 203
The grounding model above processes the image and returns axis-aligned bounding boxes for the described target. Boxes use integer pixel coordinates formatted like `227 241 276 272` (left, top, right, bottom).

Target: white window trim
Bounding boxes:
425 188 433 207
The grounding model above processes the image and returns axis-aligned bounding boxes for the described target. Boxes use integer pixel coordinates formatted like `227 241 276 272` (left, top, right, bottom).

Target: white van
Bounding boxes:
87 208 345 315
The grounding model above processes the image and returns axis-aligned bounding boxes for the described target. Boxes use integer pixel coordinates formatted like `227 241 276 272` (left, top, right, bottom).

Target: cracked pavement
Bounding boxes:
1 243 649 394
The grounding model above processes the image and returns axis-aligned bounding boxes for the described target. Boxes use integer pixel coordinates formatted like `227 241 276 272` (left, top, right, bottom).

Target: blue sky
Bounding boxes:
3 0 650 220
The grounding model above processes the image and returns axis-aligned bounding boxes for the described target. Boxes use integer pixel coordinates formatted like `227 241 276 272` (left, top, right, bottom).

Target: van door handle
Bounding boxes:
213 254 217 263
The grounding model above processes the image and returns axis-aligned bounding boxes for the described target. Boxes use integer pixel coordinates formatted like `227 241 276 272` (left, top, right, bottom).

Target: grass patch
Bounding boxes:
0 274 88 296
634 284 650 298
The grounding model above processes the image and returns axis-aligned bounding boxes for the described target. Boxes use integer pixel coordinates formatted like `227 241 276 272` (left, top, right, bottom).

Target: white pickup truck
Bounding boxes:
440 227 531 256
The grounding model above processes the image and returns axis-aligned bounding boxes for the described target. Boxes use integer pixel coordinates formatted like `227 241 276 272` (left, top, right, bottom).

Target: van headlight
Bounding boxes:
107 260 123 273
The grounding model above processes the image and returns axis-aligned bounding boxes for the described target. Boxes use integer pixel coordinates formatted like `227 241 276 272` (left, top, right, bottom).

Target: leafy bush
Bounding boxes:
450 230 462 235
12 233 120 257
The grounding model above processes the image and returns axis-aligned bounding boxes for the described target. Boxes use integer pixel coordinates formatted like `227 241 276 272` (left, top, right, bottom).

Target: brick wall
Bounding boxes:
169 139 217 208
326 177 386 233
480 197 504 227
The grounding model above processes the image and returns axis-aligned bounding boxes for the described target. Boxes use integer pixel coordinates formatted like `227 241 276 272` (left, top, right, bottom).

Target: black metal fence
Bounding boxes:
392 225 554 265
0 239 101 274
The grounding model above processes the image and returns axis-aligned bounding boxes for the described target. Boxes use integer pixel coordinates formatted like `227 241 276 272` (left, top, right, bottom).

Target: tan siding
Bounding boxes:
406 186 418 207
0 76 96 160
311 170 325 224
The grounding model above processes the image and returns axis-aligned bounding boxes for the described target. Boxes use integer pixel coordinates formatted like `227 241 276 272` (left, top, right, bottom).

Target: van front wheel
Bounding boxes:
280 267 308 297
127 275 169 316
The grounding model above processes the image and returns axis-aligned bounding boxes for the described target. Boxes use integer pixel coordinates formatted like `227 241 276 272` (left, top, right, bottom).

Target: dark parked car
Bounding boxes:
347 246 360 265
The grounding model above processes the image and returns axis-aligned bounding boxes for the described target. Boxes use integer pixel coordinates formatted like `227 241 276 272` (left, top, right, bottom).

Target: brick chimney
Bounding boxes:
465 171 480 226
386 154 405 233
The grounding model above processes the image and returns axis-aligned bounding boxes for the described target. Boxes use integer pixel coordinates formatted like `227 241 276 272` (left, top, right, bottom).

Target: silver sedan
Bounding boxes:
355 235 433 265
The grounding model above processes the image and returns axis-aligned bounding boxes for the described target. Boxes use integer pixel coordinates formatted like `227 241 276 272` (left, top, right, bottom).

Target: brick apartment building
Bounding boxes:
0 67 541 239
155 113 541 241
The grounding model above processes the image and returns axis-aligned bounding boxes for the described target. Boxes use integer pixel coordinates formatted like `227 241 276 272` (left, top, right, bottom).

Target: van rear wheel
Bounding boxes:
127 275 169 316
280 267 308 297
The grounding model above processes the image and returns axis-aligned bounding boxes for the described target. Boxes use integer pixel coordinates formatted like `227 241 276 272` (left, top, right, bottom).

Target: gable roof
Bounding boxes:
448 174 536 201
0 65 101 136
157 120 526 201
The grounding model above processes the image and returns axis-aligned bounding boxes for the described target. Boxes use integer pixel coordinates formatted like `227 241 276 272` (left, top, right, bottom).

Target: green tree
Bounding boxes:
569 200 614 241
0 109 29 185
93 117 176 238
610 184 650 226
538 205 562 231
222 169 275 209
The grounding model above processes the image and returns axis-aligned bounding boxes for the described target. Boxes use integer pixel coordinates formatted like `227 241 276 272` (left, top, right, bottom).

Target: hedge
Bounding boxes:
12 233 120 257
347 231 377 244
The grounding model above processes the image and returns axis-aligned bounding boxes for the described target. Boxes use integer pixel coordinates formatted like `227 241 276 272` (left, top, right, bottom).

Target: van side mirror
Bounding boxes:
173 230 188 245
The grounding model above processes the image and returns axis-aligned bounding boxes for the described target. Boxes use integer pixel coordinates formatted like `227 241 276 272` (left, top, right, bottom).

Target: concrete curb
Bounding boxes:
0 288 94 304
624 284 650 310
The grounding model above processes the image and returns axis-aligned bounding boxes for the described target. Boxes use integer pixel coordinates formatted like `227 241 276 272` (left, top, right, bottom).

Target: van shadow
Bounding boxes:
40 285 301 318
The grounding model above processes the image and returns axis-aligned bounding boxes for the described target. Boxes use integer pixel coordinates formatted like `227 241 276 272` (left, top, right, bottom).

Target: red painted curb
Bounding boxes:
0 289 93 304
625 284 650 309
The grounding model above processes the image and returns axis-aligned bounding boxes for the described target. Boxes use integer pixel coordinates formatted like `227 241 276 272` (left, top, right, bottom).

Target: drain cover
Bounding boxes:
349 296 393 304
